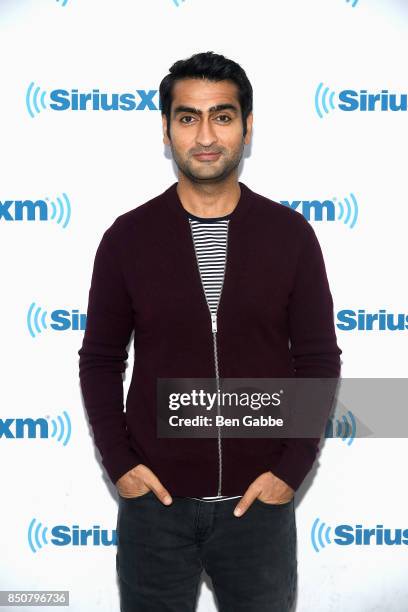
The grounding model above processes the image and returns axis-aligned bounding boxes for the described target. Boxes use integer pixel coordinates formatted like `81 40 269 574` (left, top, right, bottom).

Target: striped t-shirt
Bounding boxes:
184 206 242 503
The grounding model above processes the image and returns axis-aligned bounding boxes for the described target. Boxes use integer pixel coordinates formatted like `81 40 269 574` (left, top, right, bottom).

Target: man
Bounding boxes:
78 51 342 611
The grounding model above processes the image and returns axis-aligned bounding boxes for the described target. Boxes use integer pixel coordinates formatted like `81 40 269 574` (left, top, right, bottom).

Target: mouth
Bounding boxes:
193 152 222 162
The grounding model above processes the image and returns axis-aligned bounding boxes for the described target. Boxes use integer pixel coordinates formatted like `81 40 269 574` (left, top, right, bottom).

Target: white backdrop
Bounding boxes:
1 0 407 610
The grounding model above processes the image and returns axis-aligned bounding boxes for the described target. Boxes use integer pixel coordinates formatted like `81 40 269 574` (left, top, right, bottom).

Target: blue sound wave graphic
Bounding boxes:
28 518 49 553
315 83 336 118
27 302 48 338
172 0 185 6
334 193 358 228
325 409 357 446
311 518 332 553
346 0 359 7
26 82 48 118
49 411 72 446
45 193 72 228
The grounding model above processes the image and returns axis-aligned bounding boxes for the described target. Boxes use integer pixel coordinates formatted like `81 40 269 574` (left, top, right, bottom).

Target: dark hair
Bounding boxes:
159 51 253 139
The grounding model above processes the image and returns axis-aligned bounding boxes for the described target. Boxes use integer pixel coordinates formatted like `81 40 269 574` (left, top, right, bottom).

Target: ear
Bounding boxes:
244 112 253 145
162 114 171 145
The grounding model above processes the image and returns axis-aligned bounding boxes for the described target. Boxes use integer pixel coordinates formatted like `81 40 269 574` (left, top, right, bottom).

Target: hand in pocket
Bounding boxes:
115 463 173 505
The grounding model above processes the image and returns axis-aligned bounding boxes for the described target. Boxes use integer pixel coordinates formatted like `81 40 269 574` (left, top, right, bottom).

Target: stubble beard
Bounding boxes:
170 140 245 185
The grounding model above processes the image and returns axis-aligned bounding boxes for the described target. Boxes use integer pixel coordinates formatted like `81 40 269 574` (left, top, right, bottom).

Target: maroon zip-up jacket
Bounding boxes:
78 181 342 496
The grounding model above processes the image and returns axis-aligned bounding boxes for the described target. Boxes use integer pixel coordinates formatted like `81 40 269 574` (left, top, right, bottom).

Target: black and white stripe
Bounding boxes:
188 216 229 314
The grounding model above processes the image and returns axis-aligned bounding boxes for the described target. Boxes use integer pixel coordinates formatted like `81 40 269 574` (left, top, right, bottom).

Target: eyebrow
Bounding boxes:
172 103 239 117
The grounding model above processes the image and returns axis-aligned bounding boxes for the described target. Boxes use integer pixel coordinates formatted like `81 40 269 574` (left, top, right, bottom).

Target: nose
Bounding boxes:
196 116 217 148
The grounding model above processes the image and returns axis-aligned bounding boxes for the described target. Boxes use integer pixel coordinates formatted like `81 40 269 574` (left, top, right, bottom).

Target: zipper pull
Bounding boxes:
211 313 217 333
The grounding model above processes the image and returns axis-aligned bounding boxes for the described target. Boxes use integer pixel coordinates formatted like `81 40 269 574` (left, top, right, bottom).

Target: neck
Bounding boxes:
176 172 241 218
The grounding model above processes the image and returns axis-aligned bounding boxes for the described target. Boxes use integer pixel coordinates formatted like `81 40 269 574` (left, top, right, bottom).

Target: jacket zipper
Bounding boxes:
189 220 230 497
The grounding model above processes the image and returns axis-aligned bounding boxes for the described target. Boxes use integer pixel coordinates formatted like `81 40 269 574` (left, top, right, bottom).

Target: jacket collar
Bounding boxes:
164 180 252 225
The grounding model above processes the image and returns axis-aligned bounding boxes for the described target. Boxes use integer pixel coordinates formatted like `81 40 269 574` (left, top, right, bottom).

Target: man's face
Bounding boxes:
162 78 253 184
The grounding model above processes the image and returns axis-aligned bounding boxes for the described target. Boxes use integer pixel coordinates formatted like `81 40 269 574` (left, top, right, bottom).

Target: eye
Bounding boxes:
179 114 233 124
216 114 232 123
180 115 195 124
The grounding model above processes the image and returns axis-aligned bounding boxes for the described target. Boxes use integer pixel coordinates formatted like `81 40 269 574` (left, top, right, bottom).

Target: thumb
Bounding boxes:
148 474 173 505
233 488 258 517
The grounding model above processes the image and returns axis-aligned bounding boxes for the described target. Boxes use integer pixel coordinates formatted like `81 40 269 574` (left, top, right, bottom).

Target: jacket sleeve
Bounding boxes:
78 223 142 486
270 218 342 491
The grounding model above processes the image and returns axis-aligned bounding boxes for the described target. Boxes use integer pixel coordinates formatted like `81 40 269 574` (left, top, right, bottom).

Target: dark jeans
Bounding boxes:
116 491 297 612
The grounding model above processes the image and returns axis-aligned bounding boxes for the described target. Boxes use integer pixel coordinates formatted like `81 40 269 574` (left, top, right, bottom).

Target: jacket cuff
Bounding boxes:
102 447 143 486
270 439 320 492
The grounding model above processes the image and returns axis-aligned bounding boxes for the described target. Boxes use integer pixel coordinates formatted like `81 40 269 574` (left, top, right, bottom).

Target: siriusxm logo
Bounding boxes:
325 409 356 445
315 83 408 118
337 309 408 331
27 303 86 337
281 193 358 228
0 410 72 446
0 412 71 445
311 519 408 552
26 83 161 118
0 193 71 228
28 519 116 553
